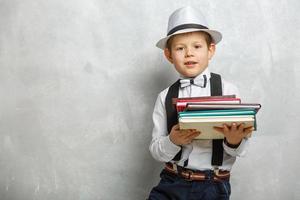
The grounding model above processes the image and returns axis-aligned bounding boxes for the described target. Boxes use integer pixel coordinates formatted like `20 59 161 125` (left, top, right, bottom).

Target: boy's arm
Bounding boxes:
149 91 181 162
222 80 249 157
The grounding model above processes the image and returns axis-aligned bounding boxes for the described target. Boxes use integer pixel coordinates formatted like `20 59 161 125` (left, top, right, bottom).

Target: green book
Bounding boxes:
178 109 256 117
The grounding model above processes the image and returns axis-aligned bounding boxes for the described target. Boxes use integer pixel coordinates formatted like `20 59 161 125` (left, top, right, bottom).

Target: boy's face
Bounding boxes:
164 31 215 78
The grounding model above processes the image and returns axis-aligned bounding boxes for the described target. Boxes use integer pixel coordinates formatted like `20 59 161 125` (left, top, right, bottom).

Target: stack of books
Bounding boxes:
173 95 261 139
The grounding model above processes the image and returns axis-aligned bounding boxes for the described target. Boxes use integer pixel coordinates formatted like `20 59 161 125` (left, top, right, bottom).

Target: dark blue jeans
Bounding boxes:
148 170 231 200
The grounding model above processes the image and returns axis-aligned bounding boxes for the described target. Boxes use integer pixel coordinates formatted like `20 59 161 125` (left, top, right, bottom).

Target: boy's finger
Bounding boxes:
213 126 224 134
183 131 200 139
176 131 186 139
244 126 254 135
172 124 180 131
223 124 230 135
185 132 201 141
231 123 237 131
182 129 197 134
182 130 196 138
191 131 201 137
238 123 245 133
179 129 191 135
244 126 254 131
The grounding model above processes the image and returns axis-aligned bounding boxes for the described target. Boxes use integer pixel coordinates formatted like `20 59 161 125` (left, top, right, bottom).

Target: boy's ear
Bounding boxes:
208 43 216 60
164 48 173 63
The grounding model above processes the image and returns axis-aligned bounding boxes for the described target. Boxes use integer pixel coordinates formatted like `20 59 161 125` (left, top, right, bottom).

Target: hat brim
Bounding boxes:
156 28 222 50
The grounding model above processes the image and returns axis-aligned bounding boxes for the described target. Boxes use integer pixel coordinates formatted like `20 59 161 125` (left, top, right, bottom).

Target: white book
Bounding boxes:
179 116 255 139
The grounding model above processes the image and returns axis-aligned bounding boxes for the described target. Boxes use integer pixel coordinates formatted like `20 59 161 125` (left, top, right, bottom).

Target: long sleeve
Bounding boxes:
222 80 249 157
149 90 181 162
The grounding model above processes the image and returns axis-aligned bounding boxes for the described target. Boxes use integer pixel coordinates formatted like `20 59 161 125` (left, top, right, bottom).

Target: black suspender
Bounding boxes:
210 73 224 166
165 73 224 166
165 80 182 161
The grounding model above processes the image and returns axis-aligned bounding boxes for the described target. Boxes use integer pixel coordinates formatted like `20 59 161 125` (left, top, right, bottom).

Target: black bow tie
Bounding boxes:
180 75 207 88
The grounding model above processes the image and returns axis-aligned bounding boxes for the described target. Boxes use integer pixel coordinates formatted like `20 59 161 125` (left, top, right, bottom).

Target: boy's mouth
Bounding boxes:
184 61 198 65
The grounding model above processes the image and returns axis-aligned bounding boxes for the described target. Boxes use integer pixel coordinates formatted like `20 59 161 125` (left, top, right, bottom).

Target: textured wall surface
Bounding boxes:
0 0 299 199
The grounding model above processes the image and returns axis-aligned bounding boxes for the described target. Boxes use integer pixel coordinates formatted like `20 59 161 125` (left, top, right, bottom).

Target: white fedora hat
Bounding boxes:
156 6 222 49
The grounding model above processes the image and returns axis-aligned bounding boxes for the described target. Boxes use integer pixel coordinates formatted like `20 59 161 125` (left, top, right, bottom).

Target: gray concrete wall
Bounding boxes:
0 0 299 199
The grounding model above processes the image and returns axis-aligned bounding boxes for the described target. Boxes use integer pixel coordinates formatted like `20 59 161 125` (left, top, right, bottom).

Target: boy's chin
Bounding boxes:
180 72 203 78
178 68 207 78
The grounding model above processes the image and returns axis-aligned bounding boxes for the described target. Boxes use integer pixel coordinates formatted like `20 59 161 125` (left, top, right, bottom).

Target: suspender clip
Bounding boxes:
172 163 178 173
213 167 220 176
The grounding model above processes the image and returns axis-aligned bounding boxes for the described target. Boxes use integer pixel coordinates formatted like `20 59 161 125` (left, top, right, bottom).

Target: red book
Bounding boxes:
173 95 241 112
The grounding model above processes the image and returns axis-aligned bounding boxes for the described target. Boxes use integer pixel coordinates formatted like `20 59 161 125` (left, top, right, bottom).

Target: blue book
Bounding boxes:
178 109 256 117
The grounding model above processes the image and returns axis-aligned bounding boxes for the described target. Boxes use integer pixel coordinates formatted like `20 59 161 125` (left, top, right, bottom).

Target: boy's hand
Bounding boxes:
213 123 254 145
169 124 201 146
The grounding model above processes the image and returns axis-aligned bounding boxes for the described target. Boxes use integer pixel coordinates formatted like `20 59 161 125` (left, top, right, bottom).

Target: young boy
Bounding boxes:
147 6 253 200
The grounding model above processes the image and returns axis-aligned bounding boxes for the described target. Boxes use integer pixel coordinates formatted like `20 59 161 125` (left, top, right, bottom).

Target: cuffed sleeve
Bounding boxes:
223 138 248 157
149 89 181 162
150 135 181 162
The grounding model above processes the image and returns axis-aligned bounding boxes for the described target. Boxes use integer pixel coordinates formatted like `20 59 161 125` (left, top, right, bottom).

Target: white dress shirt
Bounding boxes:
149 68 248 171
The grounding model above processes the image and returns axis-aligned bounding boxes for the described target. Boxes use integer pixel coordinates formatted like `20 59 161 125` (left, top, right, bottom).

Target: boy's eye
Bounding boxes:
195 45 202 49
176 47 184 51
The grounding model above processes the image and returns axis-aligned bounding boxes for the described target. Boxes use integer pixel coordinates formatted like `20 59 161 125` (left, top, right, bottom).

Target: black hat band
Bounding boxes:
167 23 209 36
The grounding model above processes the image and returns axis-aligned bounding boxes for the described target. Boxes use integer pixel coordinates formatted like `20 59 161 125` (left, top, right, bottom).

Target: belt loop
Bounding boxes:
186 169 194 181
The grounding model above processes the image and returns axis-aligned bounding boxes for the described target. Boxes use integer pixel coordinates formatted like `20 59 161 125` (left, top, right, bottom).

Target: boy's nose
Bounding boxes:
185 48 194 57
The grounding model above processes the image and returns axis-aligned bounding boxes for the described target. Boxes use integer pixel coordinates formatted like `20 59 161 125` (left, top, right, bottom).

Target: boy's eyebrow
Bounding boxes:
173 43 185 46
192 40 205 44
172 43 186 47
173 41 204 46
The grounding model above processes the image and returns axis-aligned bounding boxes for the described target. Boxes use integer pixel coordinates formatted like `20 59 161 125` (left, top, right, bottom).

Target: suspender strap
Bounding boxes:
165 80 182 161
165 73 224 165
210 73 224 166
